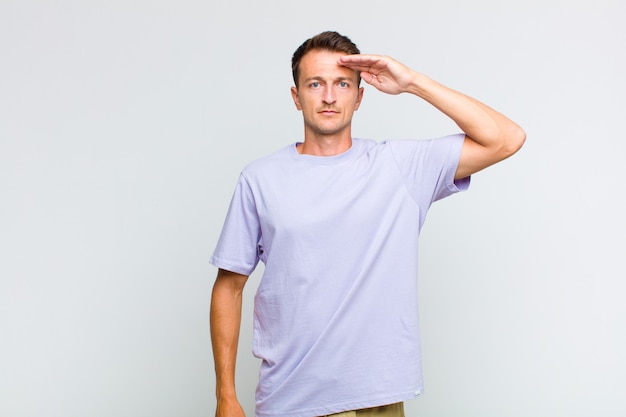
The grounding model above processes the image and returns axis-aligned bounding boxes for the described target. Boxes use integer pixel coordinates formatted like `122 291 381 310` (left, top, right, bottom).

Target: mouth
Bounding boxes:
319 109 338 115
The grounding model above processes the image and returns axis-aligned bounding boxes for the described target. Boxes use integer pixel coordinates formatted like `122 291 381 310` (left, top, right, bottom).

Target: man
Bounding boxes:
210 31 525 417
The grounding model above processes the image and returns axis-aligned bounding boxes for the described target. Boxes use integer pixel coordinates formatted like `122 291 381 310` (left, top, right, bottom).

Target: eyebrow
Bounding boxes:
302 76 354 83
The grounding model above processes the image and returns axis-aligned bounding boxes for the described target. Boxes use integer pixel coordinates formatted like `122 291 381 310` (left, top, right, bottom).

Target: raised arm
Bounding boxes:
338 54 526 179
210 268 249 417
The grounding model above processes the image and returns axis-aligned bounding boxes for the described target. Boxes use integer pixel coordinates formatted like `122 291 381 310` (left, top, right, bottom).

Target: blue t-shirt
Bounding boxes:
210 135 469 417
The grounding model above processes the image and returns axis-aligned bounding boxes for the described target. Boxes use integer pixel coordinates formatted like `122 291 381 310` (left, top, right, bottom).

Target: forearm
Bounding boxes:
210 270 248 401
405 72 524 152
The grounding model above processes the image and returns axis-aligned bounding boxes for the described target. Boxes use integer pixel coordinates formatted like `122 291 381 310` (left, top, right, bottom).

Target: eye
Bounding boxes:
339 81 348 88
310 81 320 88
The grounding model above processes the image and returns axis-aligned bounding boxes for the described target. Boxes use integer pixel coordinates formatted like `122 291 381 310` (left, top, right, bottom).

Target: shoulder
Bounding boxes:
352 137 378 148
240 143 296 178
382 134 465 161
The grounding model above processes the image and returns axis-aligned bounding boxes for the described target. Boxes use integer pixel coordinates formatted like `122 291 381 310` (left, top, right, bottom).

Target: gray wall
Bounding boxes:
1 1 624 416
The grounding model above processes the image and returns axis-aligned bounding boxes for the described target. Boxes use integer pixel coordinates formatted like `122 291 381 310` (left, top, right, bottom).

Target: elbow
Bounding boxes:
502 124 526 158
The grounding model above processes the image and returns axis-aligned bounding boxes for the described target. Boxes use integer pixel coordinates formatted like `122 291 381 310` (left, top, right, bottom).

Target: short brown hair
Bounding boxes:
291 31 361 88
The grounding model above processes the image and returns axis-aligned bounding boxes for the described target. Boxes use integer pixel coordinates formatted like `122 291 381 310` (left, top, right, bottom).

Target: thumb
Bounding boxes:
360 72 380 87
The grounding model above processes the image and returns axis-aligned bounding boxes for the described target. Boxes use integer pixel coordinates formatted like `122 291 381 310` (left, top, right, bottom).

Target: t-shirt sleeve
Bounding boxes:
388 133 470 211
209 173 261 276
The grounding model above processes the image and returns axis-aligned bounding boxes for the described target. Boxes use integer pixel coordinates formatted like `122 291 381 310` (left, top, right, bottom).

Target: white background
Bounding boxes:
1 1 625 416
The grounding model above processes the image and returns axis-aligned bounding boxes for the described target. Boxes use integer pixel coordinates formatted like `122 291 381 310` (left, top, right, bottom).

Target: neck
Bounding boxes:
297 132 353 156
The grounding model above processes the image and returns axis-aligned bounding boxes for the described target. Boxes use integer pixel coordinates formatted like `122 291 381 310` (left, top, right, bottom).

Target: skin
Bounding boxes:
290 50 364 156
210 48 526 417
211 269 248 417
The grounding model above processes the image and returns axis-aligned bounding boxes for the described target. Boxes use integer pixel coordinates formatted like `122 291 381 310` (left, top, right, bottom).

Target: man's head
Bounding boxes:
291 31 361 88
290 31 365 144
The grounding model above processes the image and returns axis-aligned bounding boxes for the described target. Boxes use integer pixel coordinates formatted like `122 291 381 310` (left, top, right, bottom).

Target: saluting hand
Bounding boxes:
338 54 416 95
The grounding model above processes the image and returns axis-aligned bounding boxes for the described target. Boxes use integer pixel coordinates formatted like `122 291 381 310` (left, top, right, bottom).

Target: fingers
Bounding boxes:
338 54 387 73
340 54 409 95
359 71 378 85
338 54 384 65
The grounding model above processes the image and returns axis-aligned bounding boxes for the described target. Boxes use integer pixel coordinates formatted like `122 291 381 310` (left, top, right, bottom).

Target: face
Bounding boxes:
291 50 364 141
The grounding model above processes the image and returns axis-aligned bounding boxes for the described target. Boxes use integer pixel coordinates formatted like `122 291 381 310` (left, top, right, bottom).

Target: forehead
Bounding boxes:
298 49 358 82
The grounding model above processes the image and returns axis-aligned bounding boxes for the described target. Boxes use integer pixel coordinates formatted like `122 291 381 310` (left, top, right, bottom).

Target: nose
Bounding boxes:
322 86 336 104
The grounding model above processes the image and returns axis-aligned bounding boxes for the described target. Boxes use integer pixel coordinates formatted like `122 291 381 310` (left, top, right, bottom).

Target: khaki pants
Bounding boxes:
324 402 405 417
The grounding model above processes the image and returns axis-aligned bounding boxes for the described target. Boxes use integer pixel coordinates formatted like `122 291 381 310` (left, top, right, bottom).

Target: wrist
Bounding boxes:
216 383 238 400
405 71 434 97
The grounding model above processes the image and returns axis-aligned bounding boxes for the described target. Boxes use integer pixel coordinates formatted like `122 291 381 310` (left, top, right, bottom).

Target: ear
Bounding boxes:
291 86 302 110
354 86 365 111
